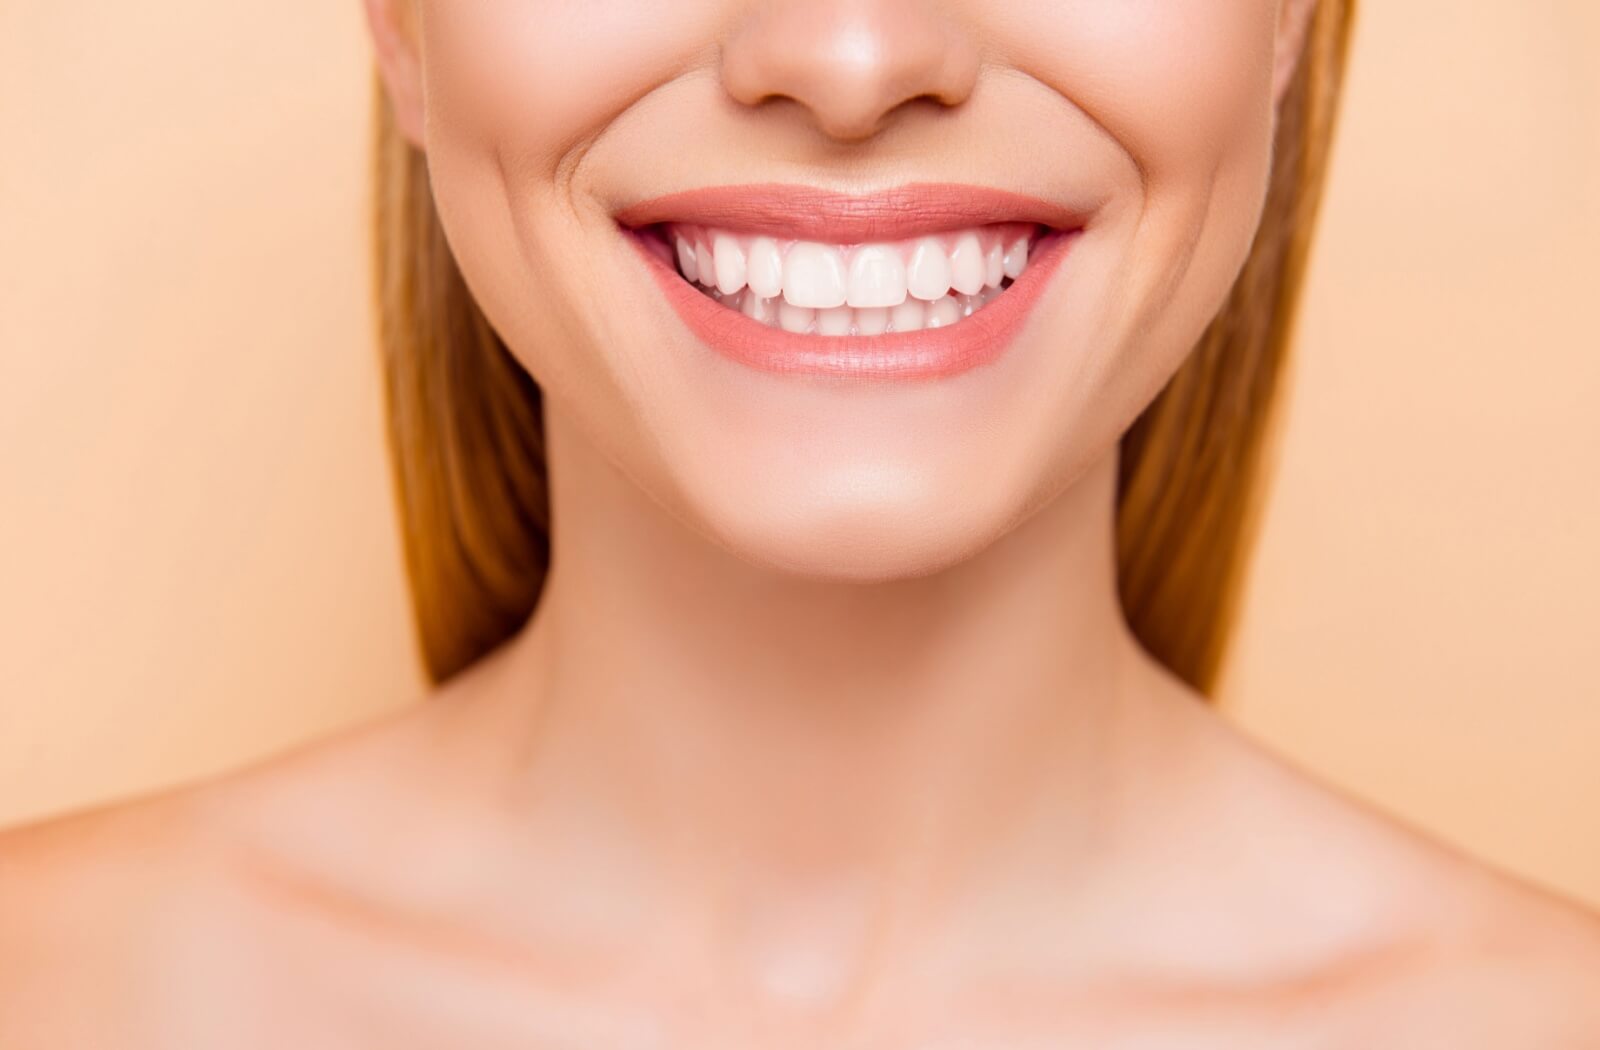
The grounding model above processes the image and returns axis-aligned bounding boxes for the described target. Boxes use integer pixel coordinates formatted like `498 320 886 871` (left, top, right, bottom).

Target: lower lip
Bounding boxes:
627 228 1079 381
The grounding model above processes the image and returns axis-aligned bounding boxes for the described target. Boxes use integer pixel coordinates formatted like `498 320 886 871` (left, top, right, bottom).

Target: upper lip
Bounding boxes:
614 182 1090 243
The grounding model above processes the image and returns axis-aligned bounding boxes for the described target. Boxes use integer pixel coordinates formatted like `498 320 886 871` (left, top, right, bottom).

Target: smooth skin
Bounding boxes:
4 1 1599 1046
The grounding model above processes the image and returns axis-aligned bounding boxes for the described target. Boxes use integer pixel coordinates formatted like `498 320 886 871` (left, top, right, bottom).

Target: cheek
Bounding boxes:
420 2 716 169
1008 0 1283 420
412 3 723 408
1012 0 1279 170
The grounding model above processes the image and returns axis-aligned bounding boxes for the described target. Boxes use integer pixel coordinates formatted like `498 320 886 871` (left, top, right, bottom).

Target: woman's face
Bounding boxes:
378 0 1308 578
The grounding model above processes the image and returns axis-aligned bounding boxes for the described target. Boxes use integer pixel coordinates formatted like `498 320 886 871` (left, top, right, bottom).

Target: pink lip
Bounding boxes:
618 184 1085 381
615 182 1090 243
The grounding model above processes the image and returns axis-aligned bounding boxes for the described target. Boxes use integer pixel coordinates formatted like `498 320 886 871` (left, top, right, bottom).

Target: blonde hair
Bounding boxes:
371 3 1358 692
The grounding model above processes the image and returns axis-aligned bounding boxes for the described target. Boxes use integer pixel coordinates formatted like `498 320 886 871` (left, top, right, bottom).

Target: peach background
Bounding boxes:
2 4 1596 906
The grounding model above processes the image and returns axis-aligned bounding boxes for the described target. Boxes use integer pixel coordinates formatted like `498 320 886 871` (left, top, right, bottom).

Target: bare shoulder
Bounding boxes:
1397 842 1600 1035
0 648 542 1047
1172 693 1600 1043
0 690 462 906
0 784 234 1048
1315 869 1600 1046
0 696 461 1049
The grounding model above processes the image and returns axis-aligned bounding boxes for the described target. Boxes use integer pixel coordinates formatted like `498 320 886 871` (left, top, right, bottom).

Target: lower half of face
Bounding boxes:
418 0 1284 579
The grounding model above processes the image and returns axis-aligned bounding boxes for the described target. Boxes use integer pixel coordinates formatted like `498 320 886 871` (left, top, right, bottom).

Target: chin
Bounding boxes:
668 454 1025 582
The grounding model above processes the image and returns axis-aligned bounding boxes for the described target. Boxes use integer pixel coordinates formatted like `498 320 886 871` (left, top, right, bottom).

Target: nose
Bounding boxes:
720 1 980 143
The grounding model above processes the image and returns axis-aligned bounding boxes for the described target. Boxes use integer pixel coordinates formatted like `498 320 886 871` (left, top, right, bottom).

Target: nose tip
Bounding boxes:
720 1 979 143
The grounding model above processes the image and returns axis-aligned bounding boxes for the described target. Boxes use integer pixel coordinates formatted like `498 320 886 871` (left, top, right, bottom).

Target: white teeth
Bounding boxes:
890 297 926 333
924 295 962 329
777 300 816 333
675 236 699 284
985 243 1005 289
855 307 890 335
1002 237 1029 280
713 234 746 295
741 291 775 323
671 222 1037 335
846 245 908 308
816 306 854 336
948 232 986 297
694 240 715 286
782 242 847 309
905 237 952 302
702 242 721 286
746 237 783 299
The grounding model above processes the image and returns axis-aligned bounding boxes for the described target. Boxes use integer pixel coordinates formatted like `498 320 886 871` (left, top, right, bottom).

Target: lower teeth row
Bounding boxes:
702 283 1011 336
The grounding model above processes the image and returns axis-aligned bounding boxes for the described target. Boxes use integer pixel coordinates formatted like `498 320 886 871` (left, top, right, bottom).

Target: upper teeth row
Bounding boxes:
669 223 1037 311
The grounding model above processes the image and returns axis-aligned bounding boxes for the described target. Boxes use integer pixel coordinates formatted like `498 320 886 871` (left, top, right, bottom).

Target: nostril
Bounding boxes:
727 82 960 144
718 3 979 144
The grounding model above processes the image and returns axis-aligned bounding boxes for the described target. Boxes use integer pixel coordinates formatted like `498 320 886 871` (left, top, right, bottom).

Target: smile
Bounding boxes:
664 221 1040 335
619 184 1086 380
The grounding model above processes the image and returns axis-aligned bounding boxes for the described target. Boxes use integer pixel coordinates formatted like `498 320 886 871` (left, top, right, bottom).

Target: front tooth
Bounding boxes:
856 307 890 335
846 245 908 308
906 237 952 302
782 242 847 309
985 243 1005 288
890 298 926 333
1002 237 1030 280
696 239 717 286
948 232 986 296
747 237 783 299
816 306 853 336
777 301 816 333
675 236 699 283
713 234 747 295
924 295 962 329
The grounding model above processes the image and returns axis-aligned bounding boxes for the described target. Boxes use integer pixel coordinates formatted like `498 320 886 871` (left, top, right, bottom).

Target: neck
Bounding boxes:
452 397 1182 1001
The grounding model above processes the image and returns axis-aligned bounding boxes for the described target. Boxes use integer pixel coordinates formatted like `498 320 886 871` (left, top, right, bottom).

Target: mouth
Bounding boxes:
617 184 1085 380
